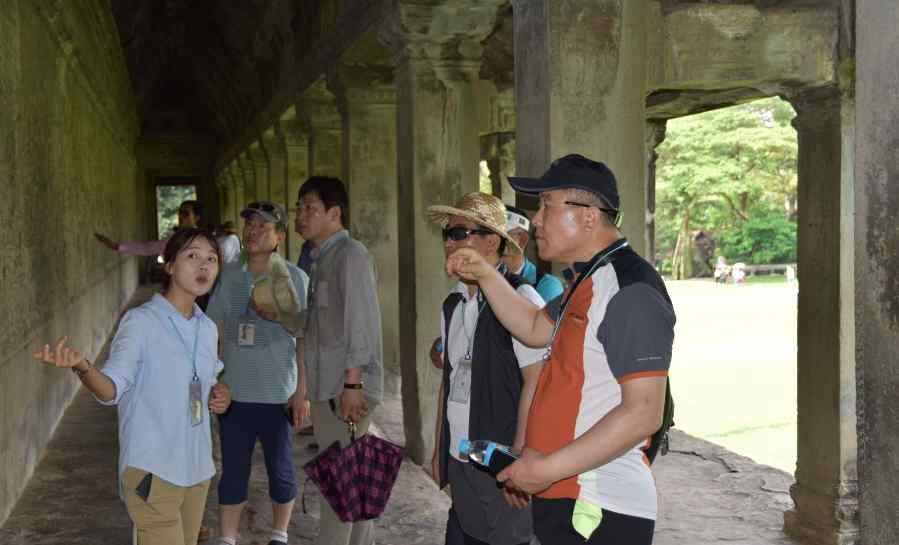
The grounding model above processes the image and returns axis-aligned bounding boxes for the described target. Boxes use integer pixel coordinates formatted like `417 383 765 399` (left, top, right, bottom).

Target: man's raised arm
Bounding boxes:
446 247 553 348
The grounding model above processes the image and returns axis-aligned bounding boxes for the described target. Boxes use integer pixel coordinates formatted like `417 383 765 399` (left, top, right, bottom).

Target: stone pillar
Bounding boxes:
236 151 257 203
382 0 504 463
645 121 666 264
227 162 245 223
855 3 899 542
281 107 310 262
263 125 289 258
298 83 342 178
329 64 401 376
783 88 858 545
248 140 271 202
481 132 516 205
513 0 649 255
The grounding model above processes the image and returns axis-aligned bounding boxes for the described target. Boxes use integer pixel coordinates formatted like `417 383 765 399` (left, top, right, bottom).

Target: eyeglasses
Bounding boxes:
564 201 620 223
442 226 495 242
563 201 617 215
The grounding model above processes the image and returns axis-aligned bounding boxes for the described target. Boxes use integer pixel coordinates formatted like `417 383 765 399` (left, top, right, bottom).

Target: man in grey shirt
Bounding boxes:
294 176 383 545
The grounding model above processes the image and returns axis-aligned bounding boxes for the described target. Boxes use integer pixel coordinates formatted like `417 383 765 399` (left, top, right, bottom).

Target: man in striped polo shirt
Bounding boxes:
207 201 310 545
446 154 675 545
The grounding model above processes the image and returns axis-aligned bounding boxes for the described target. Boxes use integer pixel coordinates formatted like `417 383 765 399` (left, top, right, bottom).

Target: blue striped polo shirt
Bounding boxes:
206 260 309 403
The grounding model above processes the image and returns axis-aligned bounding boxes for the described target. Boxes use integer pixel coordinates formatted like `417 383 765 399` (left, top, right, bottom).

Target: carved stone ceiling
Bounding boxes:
111 0 297 143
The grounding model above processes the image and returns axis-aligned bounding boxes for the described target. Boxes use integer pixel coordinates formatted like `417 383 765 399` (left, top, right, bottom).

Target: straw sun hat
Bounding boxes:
427 192 523 255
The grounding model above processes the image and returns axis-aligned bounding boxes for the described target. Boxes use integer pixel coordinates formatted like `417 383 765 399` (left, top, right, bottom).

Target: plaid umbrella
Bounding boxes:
303 422 404 522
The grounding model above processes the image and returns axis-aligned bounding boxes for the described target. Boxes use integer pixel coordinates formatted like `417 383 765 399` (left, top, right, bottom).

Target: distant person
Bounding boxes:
33 228 231 545
95 200 205 256
785 265 796 283
503 205 565 302
732 262 746 283
714 256 730 284
296 239 316 276
216 220 242 264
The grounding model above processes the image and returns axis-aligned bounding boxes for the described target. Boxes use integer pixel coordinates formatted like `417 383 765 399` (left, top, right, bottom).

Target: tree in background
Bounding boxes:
156 184 197 238
655 97 797 279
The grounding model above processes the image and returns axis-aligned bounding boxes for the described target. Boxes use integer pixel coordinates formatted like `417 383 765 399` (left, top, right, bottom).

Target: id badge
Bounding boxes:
189 378 204 427
238 322 256 346
449 361 472 404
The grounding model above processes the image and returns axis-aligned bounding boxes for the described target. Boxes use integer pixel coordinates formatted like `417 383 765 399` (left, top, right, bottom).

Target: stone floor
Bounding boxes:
0 292 800 545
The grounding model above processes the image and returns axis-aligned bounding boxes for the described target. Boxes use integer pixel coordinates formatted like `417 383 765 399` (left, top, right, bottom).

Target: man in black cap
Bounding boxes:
445 154 675 545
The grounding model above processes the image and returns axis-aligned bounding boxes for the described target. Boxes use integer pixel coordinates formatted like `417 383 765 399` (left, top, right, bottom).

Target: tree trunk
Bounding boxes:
671 208 694 280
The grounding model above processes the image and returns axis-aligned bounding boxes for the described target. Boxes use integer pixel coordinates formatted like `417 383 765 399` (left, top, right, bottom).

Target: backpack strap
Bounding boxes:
644 378 675 464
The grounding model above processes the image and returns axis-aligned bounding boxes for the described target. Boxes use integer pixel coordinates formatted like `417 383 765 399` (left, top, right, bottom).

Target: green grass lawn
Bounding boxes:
667 278 798 474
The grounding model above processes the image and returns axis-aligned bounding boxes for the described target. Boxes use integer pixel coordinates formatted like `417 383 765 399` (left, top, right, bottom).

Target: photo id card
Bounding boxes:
238 322 256 346
189 378 203 427
449 361 472 404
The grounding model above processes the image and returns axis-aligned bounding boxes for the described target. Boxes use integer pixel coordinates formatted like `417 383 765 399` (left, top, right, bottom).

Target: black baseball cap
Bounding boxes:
508 154 620 211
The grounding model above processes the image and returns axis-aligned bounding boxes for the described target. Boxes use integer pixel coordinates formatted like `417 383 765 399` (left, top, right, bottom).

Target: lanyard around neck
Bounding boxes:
544 240 629 358
168 316 199 380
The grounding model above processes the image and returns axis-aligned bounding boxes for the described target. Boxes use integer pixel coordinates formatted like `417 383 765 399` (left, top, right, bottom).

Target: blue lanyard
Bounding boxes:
168 316 199 381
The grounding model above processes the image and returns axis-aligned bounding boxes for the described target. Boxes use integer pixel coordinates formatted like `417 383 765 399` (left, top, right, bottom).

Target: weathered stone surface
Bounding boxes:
280 107 310 261
328 65 401 375
514 0 649 255
783 88 858 545
384 0 504 464
298 81 343 179
0 0 145 525
645 1 839 118
854 2 899 542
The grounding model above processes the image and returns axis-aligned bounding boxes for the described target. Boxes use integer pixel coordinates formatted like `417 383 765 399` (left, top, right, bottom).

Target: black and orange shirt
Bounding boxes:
525 242 675 521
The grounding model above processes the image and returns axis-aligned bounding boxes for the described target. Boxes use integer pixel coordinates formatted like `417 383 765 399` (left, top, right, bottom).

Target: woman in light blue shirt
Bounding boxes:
33 228 232 545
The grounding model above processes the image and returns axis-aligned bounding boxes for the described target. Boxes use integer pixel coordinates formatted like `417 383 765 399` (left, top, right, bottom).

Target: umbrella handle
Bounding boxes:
348 420 357 442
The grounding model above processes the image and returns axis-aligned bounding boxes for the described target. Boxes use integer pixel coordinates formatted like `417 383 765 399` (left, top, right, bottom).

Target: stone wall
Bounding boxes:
0 0 144 525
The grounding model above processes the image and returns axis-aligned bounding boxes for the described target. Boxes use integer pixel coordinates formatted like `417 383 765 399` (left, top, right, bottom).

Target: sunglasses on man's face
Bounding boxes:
442 226 494 242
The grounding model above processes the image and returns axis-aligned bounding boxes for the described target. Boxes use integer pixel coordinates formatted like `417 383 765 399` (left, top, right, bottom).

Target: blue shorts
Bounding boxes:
217 401 297 504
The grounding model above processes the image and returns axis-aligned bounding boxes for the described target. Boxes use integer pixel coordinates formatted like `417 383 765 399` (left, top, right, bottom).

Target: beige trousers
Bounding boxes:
121 466 210 545
310 400 375 545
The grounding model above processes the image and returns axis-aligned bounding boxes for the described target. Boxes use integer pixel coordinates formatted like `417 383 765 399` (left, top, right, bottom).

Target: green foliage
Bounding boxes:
156 185 197 238
656 97 798 275
717 209 797 264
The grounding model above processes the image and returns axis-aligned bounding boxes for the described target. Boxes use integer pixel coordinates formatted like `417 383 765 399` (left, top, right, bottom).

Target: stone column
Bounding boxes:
217 172 234 228
281 107 310 262
236 151 257 203
481 132 516 205
248 140 271 202
479 87 517 204
645 121 666 264
228 162 244 223
328 65 401 377
783 88 858 545
855 2 899 542
382 0 504 463
263 125 289 258
513 0 649 255
297 83 343 178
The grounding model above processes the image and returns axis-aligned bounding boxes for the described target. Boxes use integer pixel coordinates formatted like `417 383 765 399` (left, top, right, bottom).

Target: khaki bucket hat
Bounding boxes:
427 192 522 255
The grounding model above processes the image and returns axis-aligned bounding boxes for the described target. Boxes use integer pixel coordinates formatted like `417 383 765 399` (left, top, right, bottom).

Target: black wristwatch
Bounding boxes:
343 382 364 390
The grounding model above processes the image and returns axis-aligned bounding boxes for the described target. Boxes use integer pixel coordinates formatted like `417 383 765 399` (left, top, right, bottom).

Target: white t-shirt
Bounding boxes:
217 234 241 264
441 281 545 461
